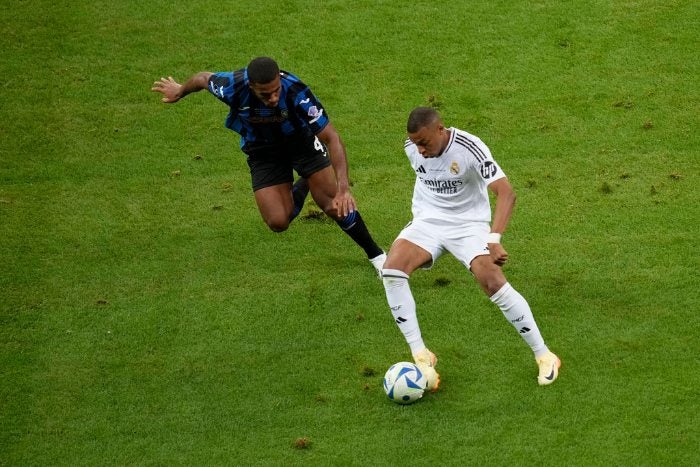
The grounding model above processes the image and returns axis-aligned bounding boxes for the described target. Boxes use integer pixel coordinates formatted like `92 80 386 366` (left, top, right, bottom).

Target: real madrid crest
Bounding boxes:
450 161 459 175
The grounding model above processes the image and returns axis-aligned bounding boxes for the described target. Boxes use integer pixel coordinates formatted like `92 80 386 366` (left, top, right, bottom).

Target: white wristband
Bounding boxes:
486 232 502 244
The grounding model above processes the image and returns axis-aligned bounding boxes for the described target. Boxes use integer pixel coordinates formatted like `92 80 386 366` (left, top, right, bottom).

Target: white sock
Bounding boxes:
490 283 549 358
382 269 425 355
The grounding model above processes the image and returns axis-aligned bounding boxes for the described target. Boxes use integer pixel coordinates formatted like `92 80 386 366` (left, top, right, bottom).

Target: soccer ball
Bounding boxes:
383 361 427 404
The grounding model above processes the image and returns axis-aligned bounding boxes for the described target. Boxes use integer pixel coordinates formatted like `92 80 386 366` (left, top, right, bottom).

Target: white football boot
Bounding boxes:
413 348 440 392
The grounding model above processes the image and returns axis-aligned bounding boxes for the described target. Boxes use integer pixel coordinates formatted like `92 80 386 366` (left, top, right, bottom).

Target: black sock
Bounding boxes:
335 210 383 259
290 178 309 220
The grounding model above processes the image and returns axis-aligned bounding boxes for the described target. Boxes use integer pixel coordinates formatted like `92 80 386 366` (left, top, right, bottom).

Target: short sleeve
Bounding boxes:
207 72 235 105
473 139 506 183
293 88 329 134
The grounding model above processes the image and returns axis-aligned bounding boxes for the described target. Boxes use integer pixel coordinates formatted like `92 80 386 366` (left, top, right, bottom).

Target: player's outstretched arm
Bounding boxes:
151 72 212 103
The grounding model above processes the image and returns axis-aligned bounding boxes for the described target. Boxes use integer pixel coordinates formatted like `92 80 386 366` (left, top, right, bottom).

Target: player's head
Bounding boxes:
248 57 279 84
247 56 282 107
407 107 449 158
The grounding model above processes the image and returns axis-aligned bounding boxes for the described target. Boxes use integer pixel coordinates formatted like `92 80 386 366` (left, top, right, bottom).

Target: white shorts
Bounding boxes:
396 219 490 270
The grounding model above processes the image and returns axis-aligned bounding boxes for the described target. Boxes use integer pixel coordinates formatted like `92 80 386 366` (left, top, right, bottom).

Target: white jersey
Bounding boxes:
404 127 506 224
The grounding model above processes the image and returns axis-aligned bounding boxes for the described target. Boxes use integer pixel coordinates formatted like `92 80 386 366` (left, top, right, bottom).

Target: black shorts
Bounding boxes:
243 131 332 191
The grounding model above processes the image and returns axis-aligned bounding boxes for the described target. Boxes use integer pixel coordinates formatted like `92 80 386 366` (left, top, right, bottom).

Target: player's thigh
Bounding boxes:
307 166 337 211
253 183 294 228
384 238 433 275
389 221 446 273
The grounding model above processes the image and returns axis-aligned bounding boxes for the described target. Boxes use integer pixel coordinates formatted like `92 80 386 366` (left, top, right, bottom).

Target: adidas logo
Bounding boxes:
416 165 426 173
395 316 407 324
519 327 531 334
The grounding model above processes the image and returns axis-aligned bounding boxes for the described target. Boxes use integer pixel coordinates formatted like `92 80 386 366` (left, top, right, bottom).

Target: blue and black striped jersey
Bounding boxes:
207 69 329 147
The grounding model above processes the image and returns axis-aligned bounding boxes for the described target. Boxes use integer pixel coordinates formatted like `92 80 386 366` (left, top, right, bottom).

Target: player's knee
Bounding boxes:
265 217 290 232
474 268 506 296
484 277 506 296
320 205 338 219
309 194 336 218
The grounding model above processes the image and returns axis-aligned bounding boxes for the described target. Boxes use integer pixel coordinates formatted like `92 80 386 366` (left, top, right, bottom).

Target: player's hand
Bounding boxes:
333 189 357 218
151 76 182 103
489 242 509 266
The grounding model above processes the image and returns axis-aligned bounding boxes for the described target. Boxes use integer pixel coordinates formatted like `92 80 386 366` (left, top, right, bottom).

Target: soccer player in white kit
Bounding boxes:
382 107 560 389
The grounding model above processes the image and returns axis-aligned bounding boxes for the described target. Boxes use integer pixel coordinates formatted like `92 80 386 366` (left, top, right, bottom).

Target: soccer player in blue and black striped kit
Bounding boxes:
152 57 386 276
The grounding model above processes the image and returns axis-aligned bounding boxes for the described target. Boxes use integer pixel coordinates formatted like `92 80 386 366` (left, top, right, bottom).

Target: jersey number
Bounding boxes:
313 137 324 153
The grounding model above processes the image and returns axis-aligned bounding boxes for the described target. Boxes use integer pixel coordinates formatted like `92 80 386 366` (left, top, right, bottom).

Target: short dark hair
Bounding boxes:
407 107 441 133
247 57 280 84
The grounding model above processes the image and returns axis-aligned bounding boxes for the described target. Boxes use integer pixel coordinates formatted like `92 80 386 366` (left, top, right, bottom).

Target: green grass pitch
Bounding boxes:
1 0 698 465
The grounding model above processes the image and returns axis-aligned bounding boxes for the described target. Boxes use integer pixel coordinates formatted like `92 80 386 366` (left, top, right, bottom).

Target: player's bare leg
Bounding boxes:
253 183 295 232
306 166 341 218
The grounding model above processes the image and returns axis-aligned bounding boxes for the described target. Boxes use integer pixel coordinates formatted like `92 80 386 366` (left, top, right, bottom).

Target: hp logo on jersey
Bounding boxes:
480 161 497 179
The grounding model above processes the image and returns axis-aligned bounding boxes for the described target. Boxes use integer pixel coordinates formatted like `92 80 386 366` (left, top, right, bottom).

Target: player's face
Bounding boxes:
408 121 449 158
249 76 282 107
